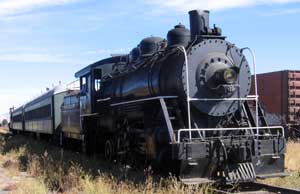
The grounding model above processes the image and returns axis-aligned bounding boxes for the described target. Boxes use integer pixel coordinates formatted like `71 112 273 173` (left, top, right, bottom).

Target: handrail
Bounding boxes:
189 96 257 101
178 46 192 140
110 96 178 107
178 44 262 141
177 126 285 143
66 79 80 90
241 47 259 136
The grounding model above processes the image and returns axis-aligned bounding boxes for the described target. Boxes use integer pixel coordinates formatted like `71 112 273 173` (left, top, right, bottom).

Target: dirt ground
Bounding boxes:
0 128 16 193
0 161 28 194
0 127 26 193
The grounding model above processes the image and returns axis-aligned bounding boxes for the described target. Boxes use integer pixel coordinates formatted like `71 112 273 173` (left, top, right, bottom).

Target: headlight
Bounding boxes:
223 68 237 84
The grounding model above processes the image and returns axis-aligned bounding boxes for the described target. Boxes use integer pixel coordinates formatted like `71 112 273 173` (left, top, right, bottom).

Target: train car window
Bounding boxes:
25 104 51 120
13 114 23 122
71 96 78 104
64 97 71 105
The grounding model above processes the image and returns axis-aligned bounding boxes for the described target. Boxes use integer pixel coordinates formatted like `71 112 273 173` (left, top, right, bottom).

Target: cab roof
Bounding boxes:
75 55 127 78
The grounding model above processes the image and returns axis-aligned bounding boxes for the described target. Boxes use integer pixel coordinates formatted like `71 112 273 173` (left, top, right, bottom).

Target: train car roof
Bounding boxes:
11 106 23 115
75 55 127 78
256 69 300 75
24 85 66 108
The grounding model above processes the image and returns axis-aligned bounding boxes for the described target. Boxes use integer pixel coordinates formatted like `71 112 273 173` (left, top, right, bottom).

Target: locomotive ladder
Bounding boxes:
178 46 284 142
160 98 177 142
243 101 269 129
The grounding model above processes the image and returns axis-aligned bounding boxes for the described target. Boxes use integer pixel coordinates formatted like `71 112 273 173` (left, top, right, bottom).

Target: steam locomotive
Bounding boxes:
10 10 286 184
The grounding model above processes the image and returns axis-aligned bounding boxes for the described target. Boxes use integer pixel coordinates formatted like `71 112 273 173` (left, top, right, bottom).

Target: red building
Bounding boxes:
252 70 300 126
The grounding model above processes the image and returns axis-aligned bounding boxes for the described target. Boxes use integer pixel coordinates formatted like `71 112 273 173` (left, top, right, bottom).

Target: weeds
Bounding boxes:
0 133 214 194
260 171 300 189
285 142 300 171
10 179 48 194
2 132 299 193
259 141 300 189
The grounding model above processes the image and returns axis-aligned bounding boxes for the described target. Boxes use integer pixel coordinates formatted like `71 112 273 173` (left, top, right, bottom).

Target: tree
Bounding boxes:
2 119 8 126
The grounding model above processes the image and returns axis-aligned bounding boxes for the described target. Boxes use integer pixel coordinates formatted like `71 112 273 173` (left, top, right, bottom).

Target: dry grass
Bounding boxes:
285 142 300 171
10 179 48 194
259 141 300 189
261 171 300 189
2 132 300 193
0 133 213 194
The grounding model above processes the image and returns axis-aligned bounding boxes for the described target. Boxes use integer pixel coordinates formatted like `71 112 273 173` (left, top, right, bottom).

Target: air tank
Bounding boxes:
139 37 165 57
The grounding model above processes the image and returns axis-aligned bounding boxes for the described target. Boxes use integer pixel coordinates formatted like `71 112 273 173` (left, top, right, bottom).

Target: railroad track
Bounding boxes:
211 182 300 194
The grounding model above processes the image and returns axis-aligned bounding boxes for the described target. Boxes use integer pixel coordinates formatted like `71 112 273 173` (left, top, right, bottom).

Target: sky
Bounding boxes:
0 0 300 115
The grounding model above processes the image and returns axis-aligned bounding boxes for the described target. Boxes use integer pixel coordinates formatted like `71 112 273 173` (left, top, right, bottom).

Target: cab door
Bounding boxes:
79 74 92 116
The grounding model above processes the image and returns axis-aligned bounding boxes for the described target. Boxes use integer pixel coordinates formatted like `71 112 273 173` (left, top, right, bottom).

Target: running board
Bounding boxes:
180 178 214 185
256 172 290 179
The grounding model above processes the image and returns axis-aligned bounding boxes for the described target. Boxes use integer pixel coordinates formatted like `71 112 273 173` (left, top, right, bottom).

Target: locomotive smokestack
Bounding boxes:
189 10 210 40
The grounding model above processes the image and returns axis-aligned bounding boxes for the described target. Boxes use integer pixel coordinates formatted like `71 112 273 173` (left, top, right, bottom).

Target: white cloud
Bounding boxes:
146 0 300 12
260 8 300 16
0 0 79 17
85 48 131 55
0 88 43 114
0 48 131 64
0 53 67 63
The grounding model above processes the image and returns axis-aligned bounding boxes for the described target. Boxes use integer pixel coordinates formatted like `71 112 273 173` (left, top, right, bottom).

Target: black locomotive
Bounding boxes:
10 10 286 184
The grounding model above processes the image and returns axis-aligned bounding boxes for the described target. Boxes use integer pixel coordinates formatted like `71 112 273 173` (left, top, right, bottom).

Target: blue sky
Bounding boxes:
0 0 300 115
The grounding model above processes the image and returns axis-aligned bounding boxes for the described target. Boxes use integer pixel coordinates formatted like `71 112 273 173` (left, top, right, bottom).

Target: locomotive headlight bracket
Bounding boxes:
204 62 240 94
213 67 240 86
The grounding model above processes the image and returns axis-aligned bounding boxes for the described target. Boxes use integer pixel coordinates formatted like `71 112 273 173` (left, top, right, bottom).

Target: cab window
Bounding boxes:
81 76 87 92
80 75 91 94
95 79 101 91
93 69 102 92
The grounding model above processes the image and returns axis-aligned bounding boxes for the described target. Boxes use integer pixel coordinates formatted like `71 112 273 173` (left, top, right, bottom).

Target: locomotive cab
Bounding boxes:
76 56 127 116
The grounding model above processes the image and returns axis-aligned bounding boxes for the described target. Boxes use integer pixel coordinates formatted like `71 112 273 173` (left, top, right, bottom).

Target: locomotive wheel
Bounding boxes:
104 139 114 162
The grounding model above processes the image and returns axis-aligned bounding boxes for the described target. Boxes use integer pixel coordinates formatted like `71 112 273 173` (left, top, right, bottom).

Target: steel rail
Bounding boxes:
238 182 300 194
208 182 300 194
